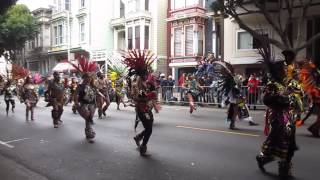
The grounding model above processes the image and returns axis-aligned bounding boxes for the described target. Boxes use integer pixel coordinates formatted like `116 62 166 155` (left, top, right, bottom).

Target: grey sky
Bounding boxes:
17 0 52 11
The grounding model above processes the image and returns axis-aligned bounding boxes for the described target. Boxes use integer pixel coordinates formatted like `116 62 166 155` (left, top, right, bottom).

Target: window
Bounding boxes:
58 0 62 12
186 0 197 7
144 26 149 49
135 26 140 49
128 0 134 12
185 26 193 56
58 24 63 44
173 0 202 10
54 26 58 45
79 22 85 42
198 26 203 55
80 0 85 8
174 27 182 56
145 0 149 11
237 31 252 49
65 0 70 10
136 0 140 11
237 30 268 50
120 1 125 17
128 27 133 49
174 0 184 9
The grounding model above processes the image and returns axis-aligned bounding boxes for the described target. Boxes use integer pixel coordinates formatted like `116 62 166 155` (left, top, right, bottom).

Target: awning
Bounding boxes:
52 61 77 72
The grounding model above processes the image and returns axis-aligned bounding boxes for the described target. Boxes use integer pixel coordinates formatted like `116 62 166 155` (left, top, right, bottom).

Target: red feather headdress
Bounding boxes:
69 55 97 75
122 50 156 79
299 61 320 100
12 64 29 80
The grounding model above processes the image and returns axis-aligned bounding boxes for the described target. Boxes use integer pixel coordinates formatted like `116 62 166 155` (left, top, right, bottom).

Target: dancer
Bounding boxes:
3 80 15 115
96 72 110 118
298 60 320 137
195 60 257 128
123 50 160 156
255 46 297 177
47 72 65 128
70 77 79 114
185 74 201 114
108 64 127 110
22 76 38 121
70 56 100 142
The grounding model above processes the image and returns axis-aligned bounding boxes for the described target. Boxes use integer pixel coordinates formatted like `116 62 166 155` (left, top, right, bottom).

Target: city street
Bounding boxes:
0 99 319 180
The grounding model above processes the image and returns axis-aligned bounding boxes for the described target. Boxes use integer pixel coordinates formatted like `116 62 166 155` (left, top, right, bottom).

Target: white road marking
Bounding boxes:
5 138 29 144
0 141 14 148
0 138 29 148
176 125 260 137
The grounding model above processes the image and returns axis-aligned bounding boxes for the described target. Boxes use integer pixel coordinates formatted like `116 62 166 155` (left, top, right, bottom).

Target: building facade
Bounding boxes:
111 0 168 74
167 0 222 80
223 1 320 77
49 0 114 72
19 8 52 74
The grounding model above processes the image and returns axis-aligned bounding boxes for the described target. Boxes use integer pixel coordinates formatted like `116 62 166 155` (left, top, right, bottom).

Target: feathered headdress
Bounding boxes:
12 64 29 80
257 36 286 84
299 61 320 100
211 61 237 97
122 49 156 79
69 55 98 76
107 64 127 82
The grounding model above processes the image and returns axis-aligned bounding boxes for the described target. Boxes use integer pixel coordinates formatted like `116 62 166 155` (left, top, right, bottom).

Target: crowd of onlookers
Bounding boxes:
155 52 269 109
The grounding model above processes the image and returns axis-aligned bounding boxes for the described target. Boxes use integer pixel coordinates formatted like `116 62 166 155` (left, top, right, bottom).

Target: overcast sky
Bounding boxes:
17 0 53 11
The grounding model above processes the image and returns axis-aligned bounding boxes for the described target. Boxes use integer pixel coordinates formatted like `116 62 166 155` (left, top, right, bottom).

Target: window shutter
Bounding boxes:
174 28 182 56
185 26 193 55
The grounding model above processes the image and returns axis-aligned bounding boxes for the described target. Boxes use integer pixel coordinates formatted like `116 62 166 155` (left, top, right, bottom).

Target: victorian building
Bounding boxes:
18 8 52 74
111 0 168 74
167 0 223 80
48 0 114 72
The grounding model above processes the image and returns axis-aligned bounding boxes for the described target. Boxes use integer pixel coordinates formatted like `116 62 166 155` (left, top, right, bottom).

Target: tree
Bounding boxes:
0 0 17 14
0 4 38 61
211 0 320 54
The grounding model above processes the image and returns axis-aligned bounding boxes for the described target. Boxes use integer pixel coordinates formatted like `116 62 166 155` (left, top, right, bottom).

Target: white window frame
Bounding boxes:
173 0 204 10
173 27 183 57
236 29 269 51
198 25 204 56
58 24 63 44
144 25 150 50
236 30 254 51
185 25 194 56
54 26 58 45
80 0 85 8
79 21 85 43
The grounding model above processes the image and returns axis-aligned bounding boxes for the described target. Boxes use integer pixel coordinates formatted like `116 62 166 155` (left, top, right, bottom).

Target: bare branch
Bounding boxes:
295 0 313 48
295 32 320 53
227 8 286 50
277 0 284 32
253 0 289 47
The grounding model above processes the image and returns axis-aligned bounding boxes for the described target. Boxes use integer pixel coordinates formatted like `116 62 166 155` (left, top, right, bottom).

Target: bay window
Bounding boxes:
198 26 203 55
174 27 182 56
144 26 149 49
128 27 133 49
185 26 193 56
135 26 140 49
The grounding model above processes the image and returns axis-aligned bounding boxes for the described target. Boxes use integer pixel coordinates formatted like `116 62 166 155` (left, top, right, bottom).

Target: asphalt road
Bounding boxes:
0 98 319 180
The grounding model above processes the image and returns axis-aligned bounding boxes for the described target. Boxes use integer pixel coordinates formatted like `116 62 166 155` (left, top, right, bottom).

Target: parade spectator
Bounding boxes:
178 73 186 101
247 74 260 110
167 75 175 101
159 73 168 101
